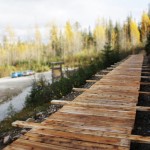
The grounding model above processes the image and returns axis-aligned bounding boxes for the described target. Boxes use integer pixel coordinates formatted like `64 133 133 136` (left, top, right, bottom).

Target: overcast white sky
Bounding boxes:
0 0 149 40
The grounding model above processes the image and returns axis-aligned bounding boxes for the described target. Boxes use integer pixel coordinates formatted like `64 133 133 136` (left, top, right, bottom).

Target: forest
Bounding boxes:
0 12 150 77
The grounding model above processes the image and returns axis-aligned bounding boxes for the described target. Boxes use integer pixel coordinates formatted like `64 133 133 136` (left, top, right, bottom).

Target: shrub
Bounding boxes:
25 77 52 107
101 42 121 68
49 81 62 99
70 68 86 87
25 77 73 107
59 78 73 96
84 66 94 79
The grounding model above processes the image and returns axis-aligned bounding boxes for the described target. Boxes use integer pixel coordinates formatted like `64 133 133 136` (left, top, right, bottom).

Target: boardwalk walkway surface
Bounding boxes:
4 54 150 150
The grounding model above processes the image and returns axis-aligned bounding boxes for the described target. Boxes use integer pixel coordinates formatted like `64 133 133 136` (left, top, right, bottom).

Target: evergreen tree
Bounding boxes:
114 22 121 50
102 42 113 67
145 32 150 55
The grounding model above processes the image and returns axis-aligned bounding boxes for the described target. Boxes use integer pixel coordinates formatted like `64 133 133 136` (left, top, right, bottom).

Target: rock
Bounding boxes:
26 118 35 122
13 134 21 140
34 119 41 123
21 129 27 134
3 135 11 144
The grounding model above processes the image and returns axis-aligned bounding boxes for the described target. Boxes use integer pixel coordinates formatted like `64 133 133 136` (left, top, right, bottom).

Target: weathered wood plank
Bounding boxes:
51 100 70 105
96 74 145 79
13 138 74 150
70 102 150 112
86 80 97 83
12 120 132 135
12 121 133 144
88 85 139 93
21 132 129 150
29 128 130 147
73 87 141 97
52 100 150 112
78 91 138 100
139 91 150 95
59 105 136 118
49 112 135 127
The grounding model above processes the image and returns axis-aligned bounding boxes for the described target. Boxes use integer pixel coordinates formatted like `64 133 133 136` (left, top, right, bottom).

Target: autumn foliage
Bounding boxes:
0 12 150 77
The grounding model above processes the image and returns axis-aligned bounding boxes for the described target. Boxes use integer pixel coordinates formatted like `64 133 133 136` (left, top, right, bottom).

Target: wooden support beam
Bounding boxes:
51 100 71 105
101 70 110 73
136 106 150 111
142 72 150 74
95 74 104 77
12 121 40 129
140 82 150 85
107 67 114 70
129 135 150 144
139 91 150 95
111 65 117 67
73 88 87 92
86 80 97 83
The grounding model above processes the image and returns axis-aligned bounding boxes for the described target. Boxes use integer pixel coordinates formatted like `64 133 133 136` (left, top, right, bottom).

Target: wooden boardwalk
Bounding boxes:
4 54 150 150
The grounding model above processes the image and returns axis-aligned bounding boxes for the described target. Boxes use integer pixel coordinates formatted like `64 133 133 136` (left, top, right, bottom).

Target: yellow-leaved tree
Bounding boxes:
72 22 83 54
94 20 106 51
5 26 16 65
141 12 150 43
130 19 140 48
64 21 74 55
50 23 59 56
34 25 42 64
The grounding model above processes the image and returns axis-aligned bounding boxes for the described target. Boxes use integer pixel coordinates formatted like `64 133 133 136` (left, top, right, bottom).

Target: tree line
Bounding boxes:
0 12 150 67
